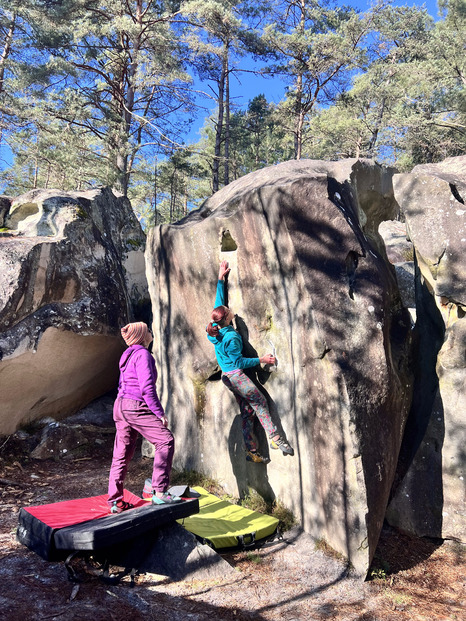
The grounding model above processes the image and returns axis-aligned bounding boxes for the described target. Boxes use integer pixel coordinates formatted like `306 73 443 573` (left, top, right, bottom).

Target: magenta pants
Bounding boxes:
107 397 174 505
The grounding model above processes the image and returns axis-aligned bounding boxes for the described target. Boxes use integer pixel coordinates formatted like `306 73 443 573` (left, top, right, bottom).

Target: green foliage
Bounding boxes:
261 0 370 158
272 498 296 532
0 1 464 210
128 147 206 226
0 115 115 195
1 0 193 197
76 207 89 220
186 94 294 204
240 488 271 514
180 0 266 191
126 238 143 249
244 552 263 565
302 103 365 160
240 488 296 532
314 537 351 569
319 2 466 167
368 555 391 581
369 567 388 580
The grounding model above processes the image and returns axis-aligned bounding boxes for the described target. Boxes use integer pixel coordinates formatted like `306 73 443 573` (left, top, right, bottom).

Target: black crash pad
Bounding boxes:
17 489 199 562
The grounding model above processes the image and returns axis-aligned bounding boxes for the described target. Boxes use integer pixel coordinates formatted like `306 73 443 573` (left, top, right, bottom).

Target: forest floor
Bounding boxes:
0 415 464 621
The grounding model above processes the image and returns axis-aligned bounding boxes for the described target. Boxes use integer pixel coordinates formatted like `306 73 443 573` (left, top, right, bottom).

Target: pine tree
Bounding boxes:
0 0 63 161
1 1 194 197
262 0 371 159
181 0 265 191
324 1 465 168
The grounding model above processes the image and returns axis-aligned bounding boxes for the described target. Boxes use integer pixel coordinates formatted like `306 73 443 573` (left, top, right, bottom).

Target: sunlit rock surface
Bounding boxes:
0 187 148 434
388 156 466 542
146 159 413 575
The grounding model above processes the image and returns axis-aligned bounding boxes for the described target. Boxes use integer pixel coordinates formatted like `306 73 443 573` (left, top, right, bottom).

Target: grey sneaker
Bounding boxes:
270 436 294 456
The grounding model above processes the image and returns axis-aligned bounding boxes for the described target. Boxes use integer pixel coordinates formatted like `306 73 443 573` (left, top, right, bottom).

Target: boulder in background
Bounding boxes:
0 187 148 435
388 155 466 543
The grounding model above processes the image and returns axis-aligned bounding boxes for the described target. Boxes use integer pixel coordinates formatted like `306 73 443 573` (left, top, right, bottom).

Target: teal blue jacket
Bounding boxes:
207 280 259 372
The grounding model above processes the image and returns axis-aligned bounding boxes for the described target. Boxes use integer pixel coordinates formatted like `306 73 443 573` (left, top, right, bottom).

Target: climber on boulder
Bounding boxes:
206 260 294 463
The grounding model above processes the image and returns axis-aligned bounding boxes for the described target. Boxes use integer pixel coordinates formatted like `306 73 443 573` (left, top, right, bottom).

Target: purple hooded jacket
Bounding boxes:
117 344 165 419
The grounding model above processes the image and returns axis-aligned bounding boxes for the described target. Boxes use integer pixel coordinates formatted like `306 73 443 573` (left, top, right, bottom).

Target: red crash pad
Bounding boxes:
17 490 199 561
21 490 144 529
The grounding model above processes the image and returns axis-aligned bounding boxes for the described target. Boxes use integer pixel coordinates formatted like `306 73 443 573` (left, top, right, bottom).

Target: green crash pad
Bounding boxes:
177 487 279 550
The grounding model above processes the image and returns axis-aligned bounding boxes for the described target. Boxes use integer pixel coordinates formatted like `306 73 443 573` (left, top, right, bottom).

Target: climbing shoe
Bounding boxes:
246 450 270 464
270 436 294 456
152 492 182 505
110 500 134 514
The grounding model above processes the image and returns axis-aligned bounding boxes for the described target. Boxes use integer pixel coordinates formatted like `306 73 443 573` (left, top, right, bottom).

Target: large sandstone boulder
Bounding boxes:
388 156 466 542
378 220 415 323
145 159 413 575
0 187 148 435
0 196 11 227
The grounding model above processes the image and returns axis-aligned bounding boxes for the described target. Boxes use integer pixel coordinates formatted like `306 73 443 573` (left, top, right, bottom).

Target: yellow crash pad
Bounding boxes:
177 487 279 550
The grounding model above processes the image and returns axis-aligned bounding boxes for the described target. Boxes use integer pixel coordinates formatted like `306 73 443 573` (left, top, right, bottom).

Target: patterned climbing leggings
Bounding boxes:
222 369 277 452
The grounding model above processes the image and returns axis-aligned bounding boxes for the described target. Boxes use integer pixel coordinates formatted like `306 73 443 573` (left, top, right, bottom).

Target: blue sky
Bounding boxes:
0 1 442 178
354 0 438 11
189 0 442 140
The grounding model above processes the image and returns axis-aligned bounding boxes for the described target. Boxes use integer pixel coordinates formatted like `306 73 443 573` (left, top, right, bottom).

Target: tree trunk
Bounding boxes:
115 2 141 196
33 160 38 189
295 93 305 160
224 46 230 187
116 149 128 195
153 157 158 225
355 135 362 159
366 98 386 158
45 163 51 189
170 167 176 222
294 0 306 160
213 62 226 193
0 15 15 96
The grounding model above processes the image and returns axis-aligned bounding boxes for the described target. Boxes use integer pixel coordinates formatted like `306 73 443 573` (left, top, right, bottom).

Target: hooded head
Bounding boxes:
121 322 149 346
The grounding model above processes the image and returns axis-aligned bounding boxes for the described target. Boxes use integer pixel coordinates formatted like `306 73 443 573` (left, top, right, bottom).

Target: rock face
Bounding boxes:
145 159 413 575
0 187 148 435
0 196 11 227
388 156 466 542
379 220 416 324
